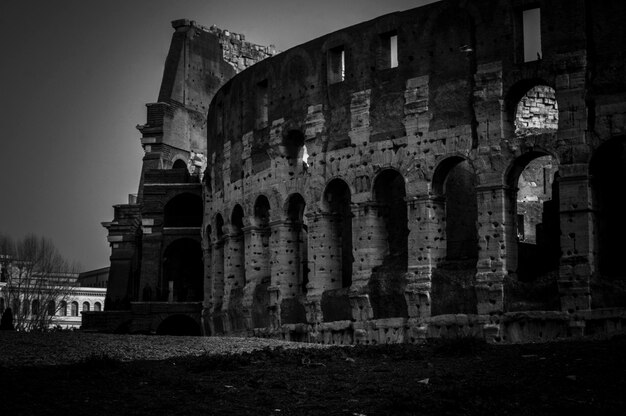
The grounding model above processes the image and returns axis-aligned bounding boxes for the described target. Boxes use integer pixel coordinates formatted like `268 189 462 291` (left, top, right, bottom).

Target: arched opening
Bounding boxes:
251 196 271 329
71 301 78 317
156 314 201 336
590 137 626 307
282 130 308 171
82 302 90 312
59 301 67 316
163 193 203 227
94 302 102 312
505 151 560 311
431 157 478 315
368 169 409 318
323 179 353 288
162 238 203 302
47 301 55 316
514 85 558 136
172 159 187 170
32 299 40 315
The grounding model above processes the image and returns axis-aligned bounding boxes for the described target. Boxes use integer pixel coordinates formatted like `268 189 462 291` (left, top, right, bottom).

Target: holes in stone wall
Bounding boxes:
514 85 558 136
523 8 542 62
379 31 398 69
172 159 187 170
164 193 203 227
255 79 269 129
327 46 345 84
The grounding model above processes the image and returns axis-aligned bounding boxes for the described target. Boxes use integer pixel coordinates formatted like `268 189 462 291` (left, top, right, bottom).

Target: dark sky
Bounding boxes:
0 0 437 272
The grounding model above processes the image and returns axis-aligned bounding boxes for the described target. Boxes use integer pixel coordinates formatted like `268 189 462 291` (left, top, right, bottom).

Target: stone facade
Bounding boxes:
92 0 626 342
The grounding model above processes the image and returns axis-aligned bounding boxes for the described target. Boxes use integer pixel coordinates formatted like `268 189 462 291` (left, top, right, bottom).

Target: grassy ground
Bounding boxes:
1 334 625 415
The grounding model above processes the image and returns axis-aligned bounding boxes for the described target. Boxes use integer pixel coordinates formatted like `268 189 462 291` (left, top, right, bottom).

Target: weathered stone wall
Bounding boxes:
200 0 626 342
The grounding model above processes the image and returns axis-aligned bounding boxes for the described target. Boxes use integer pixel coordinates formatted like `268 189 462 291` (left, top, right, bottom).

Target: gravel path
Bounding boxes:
0 332 326 367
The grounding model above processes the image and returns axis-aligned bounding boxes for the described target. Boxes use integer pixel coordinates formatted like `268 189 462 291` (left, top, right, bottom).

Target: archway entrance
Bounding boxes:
590 137 626 307
368 169 409 318
162 238 203 302
505 152 560 311
430 157 478 315
156 314 201 336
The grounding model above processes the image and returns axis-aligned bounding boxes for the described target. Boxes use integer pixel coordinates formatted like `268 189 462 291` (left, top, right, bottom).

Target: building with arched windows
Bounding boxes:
89 0 626 342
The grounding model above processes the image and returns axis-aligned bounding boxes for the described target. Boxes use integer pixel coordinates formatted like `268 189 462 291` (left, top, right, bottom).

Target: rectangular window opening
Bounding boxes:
379 32 398 69
328 46 345 84
389 34 398 68
523 8 542 62
256 79 268 129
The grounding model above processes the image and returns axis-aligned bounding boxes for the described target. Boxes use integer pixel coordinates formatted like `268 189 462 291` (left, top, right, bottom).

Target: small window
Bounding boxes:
32 299 40 315
47 301 56 316
59 301 67 316
380 32 398 69
82 302 90 312
94 302 102 312
523 8 542 62
328 46 345 84
71 301 78 317
256 79 269 129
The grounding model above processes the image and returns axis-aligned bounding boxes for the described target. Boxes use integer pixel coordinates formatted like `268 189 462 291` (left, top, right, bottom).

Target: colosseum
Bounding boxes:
85 0 626 343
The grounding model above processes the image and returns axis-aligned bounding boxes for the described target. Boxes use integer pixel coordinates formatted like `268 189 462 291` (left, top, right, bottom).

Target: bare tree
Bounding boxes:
0 234 79 331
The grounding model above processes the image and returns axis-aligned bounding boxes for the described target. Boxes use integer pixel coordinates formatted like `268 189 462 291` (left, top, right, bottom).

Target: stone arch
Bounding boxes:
249 195 272 329
590 136 626 307
503 149 561 310
504 79 557 135
322 178 353 288
163 193 203 227
285 193 309 295
172 159 187 169
162 238 203 302
432 156 478 263
430 155 478 315
367 168 409 319
224 204 246 331
156 314 201 336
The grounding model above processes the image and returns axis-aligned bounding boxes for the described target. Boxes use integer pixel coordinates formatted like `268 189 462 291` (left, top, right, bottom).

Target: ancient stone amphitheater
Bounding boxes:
85 0 626 343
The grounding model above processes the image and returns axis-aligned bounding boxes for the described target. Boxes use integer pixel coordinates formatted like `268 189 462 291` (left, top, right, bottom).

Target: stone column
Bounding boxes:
201 245 212 335
475 184 511 315
221 226 245 332
242 224 270 329
210 240 225 333
557 164 593 312
403 195 445 319
349 202 385 321
303 212 340 324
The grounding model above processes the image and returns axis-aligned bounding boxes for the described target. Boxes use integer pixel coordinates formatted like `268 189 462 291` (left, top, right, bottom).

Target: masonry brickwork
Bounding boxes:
91 0 626 342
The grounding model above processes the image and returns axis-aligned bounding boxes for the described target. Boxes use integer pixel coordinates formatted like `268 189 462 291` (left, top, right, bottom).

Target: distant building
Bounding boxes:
77 267 109 288
0 259 107 330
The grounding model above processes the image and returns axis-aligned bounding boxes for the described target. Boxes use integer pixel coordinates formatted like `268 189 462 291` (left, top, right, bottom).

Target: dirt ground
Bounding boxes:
1 335 625 415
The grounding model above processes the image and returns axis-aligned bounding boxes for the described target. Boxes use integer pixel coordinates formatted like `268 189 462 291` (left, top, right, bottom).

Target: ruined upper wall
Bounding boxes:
135 19 275 195
205 0 626 189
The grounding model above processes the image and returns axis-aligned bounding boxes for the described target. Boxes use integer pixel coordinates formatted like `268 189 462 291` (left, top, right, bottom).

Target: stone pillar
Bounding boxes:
210 240 225 333
221 227 245 332
349 202 385 321
557 164 593 312
475 185 511 315
201 245 212 335
404 195 445 319
242 224 270 329
304 212 340 324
